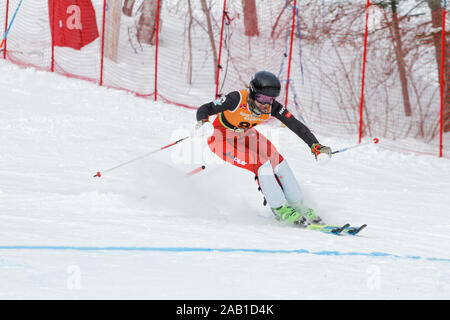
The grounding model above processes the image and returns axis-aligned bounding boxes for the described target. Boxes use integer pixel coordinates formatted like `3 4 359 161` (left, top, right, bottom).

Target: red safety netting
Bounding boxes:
1 0 449 158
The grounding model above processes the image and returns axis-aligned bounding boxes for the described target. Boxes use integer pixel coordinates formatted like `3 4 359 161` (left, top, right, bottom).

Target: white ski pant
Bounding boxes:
257 159 303 209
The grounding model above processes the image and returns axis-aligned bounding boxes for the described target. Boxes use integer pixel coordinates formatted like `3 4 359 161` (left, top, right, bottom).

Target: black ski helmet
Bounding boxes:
249 71 281 101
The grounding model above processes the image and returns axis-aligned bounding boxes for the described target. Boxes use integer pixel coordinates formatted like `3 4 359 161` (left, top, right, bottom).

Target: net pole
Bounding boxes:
440 1 447 157
154 0 162 101
3 0 9 59
359 0 370 144
284 0 297 108
215 0 227 98
99 0 107 86
51 0 55 71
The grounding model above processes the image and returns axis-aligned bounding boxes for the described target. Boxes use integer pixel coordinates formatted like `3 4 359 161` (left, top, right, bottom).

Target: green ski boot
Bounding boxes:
272 204 308 226
291 202 325 225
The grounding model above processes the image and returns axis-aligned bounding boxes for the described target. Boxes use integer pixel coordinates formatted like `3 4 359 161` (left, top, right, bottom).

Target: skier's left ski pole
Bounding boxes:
0 0 24 49
332 138 379 155
93 136 190 178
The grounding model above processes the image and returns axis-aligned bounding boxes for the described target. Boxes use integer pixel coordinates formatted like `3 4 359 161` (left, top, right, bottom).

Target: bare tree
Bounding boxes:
271 0 293 39
104 0 122 62
123 0 135 17
122 0 162 46
242 0 259 37
200 0 218 81
386 0 412 116
138 0 162 45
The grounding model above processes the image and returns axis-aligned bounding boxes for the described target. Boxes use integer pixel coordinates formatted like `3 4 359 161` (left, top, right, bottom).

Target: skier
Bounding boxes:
195 71 332 226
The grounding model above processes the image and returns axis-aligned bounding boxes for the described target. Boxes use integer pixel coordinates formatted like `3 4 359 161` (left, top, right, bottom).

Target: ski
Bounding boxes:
303 223 367 236
306 223 350 235
290 216 367 236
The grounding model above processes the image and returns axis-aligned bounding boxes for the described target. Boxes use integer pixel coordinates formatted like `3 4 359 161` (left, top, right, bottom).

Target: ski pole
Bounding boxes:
0 0 24 49
93 136 190 178
332 137 379 155
186 165 206 176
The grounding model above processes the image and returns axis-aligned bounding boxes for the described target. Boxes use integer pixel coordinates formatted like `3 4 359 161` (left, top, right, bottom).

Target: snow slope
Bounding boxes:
0 60 449 299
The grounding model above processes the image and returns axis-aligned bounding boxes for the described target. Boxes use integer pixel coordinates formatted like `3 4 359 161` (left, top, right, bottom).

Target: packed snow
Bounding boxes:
0 60 449 299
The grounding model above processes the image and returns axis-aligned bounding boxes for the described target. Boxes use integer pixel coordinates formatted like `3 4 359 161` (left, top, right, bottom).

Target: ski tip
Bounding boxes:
348 224 368 236
358 224 368 231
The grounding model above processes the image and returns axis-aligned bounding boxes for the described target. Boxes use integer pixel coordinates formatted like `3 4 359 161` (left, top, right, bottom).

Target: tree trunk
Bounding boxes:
137 0 161 45
271 0 293 39
427 0 450 132
389 1 412 116
242 0 259 37
200 0 218 81
122 0 135 17
105 0 122 62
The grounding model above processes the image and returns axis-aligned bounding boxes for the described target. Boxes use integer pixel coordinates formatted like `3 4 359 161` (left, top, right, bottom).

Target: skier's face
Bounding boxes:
253 98 272 115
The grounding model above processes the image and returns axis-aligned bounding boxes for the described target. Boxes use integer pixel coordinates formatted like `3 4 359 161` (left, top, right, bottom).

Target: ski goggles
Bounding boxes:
255 93 276 105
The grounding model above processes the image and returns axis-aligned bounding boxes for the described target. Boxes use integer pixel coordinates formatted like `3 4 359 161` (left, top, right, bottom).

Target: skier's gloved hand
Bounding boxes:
194 119 214 137
195 119 208 130
311 143 332 160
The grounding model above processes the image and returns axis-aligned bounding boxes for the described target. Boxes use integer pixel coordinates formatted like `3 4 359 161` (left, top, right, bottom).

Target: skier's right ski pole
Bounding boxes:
93 123 214 178
186 165 206 177
332 138 379 155
93 136 190 178
0 0 24 49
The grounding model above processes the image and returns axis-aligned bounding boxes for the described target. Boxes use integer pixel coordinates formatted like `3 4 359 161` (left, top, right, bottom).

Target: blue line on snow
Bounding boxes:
0 246 449 263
